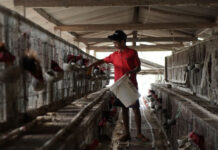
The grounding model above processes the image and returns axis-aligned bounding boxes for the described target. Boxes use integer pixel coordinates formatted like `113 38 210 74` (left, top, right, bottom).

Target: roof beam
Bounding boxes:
91 44 183 52
14 0 218 7
111 69 164 75
140 58 164 68
78 37 197 43
140 69 164 75
55 23 217 31
93 48 172 52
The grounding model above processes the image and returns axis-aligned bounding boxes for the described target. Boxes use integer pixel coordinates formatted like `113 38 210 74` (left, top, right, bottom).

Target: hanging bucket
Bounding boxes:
93 68 100 75
110 75 140 107
187 64 194 71
0 65 22 83
72 63 81 70
195 63 202 69
81 65 86 69
31 77 45 91
53 71 64 82
63 63 73 72
44 70 55 82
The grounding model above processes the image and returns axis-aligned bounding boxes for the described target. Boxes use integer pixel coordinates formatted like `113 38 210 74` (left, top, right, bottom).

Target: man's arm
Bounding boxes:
127 66 141 75
89 59 105 68
86 59 105 75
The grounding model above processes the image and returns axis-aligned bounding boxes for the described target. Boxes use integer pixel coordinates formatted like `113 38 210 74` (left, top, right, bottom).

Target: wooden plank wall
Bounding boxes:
166 38 218 103
0 6 110 127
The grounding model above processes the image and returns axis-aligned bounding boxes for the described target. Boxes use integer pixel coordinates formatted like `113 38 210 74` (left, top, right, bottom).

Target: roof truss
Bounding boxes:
78 37 197 43
14 0 218 7
54 22 217 31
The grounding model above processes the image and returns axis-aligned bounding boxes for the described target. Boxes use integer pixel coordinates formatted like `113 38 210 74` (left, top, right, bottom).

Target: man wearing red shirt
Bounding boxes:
89 30 149 142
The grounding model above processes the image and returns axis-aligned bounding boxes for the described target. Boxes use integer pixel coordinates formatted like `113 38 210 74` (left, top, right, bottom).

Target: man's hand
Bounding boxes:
126 70 134 77
86 59 104 75
89 59 104 68
126 66 141 77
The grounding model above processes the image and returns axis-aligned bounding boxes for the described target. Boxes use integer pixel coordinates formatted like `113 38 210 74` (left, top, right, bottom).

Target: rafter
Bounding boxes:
111 69 164 75
14 0 218 7
140 69 164 75
140 58 164 68
91 44 183 52
78 37 197 43
55 22 217 31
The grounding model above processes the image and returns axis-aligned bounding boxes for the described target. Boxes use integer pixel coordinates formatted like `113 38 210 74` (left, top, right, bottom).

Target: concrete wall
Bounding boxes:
0 6 109 127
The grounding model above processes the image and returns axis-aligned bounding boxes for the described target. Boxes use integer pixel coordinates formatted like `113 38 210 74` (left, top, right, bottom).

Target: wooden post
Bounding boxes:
133 31 137 46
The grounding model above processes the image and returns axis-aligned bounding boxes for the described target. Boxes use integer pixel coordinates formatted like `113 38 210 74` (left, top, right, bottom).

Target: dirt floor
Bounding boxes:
111 101 169 150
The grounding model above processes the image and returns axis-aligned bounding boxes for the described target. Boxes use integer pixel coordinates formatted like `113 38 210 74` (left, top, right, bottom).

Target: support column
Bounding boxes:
133 31 137 46
86 45 90 55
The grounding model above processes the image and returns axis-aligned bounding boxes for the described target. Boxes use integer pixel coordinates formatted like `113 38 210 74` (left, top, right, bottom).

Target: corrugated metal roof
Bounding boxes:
1 1 218 51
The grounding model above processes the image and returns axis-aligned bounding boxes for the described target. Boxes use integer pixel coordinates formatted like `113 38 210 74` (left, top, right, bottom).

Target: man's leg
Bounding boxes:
119 107 131 141
132 107 141 135
122 107 130 135
132 107 150 142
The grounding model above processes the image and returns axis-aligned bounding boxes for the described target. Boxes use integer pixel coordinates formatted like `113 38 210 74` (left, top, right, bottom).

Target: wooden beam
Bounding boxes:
55 23 217 31
91 44 183 52
137 30 194 38
93 48 172 52
195 28 211 36
14 0 218 7
140 69 164 75
78 37 197 43
140 58 164 68
141 63 162 69
111 69 164 75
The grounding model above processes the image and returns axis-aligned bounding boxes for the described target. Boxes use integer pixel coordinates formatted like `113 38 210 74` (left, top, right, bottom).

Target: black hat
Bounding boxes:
108 30 127 41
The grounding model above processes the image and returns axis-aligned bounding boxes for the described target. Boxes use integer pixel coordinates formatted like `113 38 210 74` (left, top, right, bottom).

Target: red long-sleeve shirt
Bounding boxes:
104 47 140 88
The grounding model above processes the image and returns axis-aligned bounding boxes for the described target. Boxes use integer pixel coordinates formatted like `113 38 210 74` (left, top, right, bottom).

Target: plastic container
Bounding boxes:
63 63 73 72
44 71 55 82
53 71 64 82
31 78 45 91
110 75 140 107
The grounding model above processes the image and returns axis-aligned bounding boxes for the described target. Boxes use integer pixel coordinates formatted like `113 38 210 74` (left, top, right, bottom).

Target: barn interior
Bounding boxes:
0 1 218 150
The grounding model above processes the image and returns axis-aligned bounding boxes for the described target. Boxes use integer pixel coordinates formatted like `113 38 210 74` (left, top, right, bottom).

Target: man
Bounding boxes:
89 30 149 142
